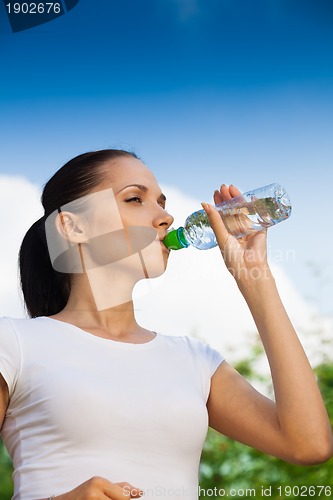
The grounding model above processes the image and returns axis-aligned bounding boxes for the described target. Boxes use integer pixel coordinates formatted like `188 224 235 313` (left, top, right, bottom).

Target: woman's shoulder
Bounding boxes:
158 333 224 377
0 316 49 336
0 315 33 329
0 317 31 344
158 332 223 357
157 331 200 346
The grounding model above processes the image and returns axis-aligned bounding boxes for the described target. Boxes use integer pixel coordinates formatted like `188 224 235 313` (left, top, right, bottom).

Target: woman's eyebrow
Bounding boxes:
118 184 167 202
117 184 148 193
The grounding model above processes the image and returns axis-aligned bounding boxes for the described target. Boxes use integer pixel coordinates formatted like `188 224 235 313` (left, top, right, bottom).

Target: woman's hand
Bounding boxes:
46 477 143 499
202 184 269 282
204 184 333 465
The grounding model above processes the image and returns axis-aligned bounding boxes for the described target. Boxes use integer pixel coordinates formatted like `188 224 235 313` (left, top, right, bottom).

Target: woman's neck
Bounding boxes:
50 271 151 342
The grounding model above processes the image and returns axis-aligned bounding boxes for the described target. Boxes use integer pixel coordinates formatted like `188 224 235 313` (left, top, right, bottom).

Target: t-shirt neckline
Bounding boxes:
36 316 160 349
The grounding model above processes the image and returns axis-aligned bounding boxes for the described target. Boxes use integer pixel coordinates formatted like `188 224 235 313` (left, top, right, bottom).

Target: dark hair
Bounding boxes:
19 149 139 318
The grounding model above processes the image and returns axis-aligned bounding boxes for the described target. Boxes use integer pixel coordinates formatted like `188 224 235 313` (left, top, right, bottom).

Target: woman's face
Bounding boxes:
81 156 174 278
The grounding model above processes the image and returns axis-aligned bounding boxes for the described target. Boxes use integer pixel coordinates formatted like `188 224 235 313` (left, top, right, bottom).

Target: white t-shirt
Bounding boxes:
0 316 224 500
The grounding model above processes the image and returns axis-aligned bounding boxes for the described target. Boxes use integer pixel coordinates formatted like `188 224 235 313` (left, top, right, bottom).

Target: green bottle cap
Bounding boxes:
163 227 189 250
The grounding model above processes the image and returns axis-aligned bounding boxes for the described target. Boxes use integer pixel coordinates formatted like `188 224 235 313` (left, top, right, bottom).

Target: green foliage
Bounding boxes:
200 428 333 499
0 438 13 499
199 346 333 499
315 363 333 426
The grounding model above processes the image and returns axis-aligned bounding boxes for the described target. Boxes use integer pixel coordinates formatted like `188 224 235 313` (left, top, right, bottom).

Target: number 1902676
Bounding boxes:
277 485 332 496
6 2 61 14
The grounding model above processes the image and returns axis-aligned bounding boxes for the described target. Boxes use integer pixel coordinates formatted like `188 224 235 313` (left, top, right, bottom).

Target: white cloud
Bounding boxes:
0 175 43 317
0 176 331 367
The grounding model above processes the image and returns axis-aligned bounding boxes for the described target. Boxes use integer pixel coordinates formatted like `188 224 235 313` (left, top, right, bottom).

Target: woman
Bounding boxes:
0 149 332 499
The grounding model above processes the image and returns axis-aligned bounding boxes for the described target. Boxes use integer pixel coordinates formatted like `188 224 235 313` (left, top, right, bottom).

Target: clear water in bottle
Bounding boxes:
182 183 291 250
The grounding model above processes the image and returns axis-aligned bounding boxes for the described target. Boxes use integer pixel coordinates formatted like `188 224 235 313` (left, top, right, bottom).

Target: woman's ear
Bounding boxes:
55 211 87 244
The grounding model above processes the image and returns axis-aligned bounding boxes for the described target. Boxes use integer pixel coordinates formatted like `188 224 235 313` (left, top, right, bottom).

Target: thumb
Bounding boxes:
201 202 230 250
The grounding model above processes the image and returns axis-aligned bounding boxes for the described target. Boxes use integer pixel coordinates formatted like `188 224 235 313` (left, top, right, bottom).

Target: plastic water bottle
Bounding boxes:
163 183 292 250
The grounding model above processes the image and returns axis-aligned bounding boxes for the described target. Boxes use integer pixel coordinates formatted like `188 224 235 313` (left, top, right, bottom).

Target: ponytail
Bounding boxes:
19 216 70 318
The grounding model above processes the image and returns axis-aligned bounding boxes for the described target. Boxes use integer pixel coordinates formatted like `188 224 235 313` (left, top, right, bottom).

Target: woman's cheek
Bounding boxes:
140 239 167 278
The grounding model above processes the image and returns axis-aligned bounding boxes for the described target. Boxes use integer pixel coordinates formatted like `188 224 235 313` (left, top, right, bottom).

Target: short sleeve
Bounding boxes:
200 341 225 377
0 317 21 397
181 335 225 402
183 336 225 402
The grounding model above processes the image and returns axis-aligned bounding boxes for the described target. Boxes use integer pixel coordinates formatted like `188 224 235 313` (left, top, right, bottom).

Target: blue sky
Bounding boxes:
1 0 333 313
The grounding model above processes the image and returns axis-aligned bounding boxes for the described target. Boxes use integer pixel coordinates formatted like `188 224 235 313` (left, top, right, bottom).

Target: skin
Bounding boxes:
1 158 333 499
48 158 173 343
205 186 333 465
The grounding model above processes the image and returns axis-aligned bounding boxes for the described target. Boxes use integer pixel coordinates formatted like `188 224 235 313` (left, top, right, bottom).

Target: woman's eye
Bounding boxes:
126 196 142 203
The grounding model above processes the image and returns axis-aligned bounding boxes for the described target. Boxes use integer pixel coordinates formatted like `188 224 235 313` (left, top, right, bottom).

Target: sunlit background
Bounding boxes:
0 0 332 363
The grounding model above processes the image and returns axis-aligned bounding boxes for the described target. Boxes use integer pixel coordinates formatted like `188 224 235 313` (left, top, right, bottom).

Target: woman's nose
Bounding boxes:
154 207 174 229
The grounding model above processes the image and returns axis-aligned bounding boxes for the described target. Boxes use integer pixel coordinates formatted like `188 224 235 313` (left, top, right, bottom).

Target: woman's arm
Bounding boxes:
0 373 9 430
203 185 333 465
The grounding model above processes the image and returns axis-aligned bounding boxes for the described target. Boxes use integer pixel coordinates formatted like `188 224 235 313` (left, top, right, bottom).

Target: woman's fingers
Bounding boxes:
116 482 144 498
213 189 222 205
55 477 144 499
201 202 230 251
213 184 242 206
104 480 143 499
229 184 242 197
219 184 233 200
206 184 243 250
